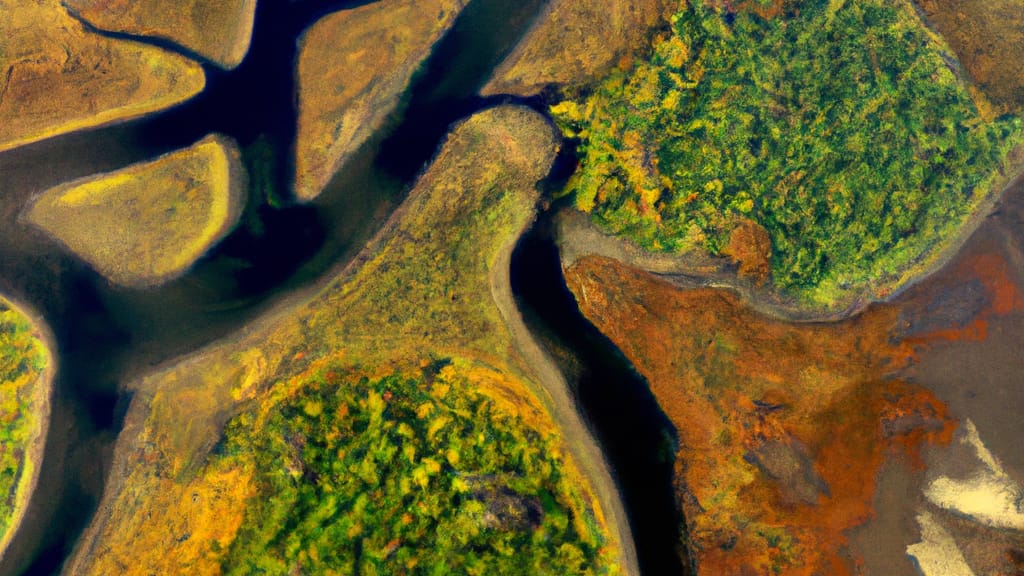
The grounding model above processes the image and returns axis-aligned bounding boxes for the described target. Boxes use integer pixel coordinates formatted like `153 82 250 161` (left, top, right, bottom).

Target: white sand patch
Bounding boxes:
906 510 975 576
925 420 1024 530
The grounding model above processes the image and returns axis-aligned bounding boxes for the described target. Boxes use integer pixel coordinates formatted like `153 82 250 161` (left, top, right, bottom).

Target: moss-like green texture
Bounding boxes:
68 107 623 575
553 0 1023 304
0 299 48 543
222 368 609 575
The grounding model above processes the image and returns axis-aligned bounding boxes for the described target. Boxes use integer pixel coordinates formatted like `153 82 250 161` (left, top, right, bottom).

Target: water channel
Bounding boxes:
0 0 689 574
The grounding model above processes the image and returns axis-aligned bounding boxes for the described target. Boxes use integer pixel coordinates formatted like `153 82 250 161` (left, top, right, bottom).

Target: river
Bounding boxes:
0 0 564 573
6 0 1019 574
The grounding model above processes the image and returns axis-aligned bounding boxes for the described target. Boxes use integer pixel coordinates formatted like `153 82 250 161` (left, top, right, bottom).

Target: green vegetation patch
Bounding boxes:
553 0 1023 303
0 300 47 538
221 365 615 575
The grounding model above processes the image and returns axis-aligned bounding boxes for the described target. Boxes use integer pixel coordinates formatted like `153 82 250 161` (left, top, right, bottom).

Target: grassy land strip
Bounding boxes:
0 297 52 560
27 134 245 287
0 0 204 153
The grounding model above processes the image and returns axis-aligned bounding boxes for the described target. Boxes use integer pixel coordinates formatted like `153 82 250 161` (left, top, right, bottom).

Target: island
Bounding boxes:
64 0 258 70
26 134 245 288
294 0 469 201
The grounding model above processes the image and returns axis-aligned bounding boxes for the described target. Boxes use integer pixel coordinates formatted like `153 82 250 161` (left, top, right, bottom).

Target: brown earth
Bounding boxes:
0 0 204 153
481 0 673 97
914 0 1024 115
64 0 257 69
564 182 1024 573
564 255 960 575
293 0 469 201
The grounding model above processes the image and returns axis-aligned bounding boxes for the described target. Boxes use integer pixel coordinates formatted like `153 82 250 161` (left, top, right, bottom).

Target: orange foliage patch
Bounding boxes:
83 460 255 576
723 219 773 284
565 255 956 574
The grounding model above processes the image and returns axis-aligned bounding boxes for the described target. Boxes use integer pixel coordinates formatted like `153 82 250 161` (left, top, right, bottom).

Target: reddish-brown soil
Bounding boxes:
565 255 961 574
914 0 1024 114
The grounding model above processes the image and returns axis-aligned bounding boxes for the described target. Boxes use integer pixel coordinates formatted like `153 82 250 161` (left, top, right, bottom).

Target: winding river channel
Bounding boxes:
2 0 1023 575
0 0 686 574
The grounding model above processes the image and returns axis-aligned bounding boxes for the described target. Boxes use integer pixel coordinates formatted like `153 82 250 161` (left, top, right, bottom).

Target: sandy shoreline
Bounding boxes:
0 297 56 565
490 209 640 576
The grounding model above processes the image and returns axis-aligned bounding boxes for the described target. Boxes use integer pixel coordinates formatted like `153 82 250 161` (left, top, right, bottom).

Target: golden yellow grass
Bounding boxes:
0 0 204 153
481 0 672 97
64 0 257 70
27 134 244 287
293 0 468 200
69 107 626 575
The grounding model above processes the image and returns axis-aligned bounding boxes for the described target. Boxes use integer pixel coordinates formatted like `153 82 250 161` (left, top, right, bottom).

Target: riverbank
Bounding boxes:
68 106 632 575
557 144 1024 323
490 194 640 576
0 297 55 565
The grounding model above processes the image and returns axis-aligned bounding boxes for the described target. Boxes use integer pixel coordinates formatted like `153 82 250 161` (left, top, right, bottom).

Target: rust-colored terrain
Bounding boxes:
914 0 1024 115
565 255 963 574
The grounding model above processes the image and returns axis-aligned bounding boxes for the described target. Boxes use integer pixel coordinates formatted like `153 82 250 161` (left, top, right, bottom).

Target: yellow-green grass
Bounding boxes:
294 0 469 200
27 134 245 288
64 0 257 70
0 0 204 153
0 297 53 561
481 0 672 97
553 0 1024 311
69 106 627 575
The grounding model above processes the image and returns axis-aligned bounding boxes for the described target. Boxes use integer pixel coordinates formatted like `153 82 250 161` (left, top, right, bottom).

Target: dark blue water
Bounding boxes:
0 1 688 574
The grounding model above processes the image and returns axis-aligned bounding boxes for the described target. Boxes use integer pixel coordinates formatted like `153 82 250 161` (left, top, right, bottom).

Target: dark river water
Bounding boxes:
0 0 689 574
4 0 1019 574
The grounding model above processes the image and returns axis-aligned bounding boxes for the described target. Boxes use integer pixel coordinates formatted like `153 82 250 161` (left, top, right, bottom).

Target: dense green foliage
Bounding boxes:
0 302 47 537
221 364 614 575
553 0 1023 302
